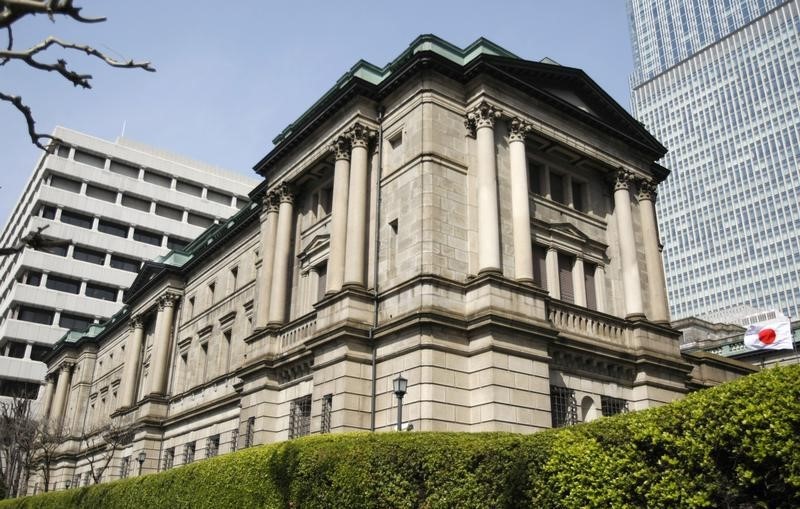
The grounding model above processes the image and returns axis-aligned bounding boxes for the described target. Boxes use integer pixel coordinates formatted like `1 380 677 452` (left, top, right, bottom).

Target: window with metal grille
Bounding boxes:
230 428 239 452
289 395 312 439
321 394 333 434
184 442 195 464
550 385 578 428
120 456 131 478
244 417 255 448
207 435 220 458
601 396 628 417
163 448 174 470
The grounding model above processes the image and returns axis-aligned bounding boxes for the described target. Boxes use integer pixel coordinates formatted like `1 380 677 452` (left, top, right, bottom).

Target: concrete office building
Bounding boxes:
0 127 258 402
628 0 800 319
40 36 751 489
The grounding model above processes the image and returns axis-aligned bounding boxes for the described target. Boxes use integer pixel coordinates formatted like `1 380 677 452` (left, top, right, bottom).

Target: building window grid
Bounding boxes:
550 385 578 428
601 396 629 417
321 394 333 434
184 442 195 464
230 428 239 452
289 395 312 439
207 435 220 458
244 416 255 448
163 448 174 471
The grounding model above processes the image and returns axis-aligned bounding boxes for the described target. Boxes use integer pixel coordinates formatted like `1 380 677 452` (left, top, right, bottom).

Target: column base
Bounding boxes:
477 267 502 276
516 277 535 285
342 281 366 290
625 313 647 322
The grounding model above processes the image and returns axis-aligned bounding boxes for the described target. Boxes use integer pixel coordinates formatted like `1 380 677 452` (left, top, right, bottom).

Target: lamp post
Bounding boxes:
137 451 146 476
393 373 408 431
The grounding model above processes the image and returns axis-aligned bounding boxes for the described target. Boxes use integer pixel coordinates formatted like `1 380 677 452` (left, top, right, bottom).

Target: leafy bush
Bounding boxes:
3 365 798 508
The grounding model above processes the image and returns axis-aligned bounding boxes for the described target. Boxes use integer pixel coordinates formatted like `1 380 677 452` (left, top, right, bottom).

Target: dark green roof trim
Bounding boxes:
254 35 666 177
45 306 131 363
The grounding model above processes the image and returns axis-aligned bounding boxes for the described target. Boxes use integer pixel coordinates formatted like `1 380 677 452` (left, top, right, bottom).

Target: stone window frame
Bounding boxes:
527 152 593 215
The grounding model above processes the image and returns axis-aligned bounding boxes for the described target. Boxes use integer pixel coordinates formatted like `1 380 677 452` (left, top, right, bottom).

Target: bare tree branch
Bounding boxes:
0 0 105 28
0 91 56 149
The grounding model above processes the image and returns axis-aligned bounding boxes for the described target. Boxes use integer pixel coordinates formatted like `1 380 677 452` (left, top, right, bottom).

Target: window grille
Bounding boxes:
244 417 255 448
321 394 333 434
184 442 195 464
120 456 131 478
72 474 81 488
230 428 239 452
601 396 628 417
163 448 174 470
207 435 220 458
289 395 312 439
83 472 90 486
550 385 578 428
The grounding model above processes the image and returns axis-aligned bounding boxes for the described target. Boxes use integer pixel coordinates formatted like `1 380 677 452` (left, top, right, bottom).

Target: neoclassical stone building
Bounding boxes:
41 35 752 488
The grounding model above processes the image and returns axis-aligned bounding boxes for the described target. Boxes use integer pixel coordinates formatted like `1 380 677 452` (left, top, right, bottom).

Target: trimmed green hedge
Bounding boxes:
4 365 799 508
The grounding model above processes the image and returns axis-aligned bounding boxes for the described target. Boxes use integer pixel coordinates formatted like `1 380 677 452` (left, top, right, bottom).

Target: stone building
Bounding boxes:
40 35 752 489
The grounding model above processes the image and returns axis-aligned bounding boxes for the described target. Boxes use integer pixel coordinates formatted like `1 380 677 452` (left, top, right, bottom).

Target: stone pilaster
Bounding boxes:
327 135 351 294
268 183 295 324
637 180 670 323
613 169 644 318
466 101 502 274
255 192 280 328
508 118 534 283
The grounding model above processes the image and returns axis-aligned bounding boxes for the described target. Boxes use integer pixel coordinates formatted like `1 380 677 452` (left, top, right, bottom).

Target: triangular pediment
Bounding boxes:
549 222 590 242
125 262 164 298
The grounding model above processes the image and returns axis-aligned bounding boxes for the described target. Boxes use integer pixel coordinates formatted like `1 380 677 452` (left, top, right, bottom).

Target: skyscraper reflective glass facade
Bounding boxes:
628 0 800 319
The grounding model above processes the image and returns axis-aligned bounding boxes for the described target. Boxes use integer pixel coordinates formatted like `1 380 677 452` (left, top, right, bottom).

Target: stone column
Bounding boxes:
467 101 502 274
50 363 73 426
344 123 372 287
508 118 534 283
327 135 351 293
594 265 607 313
147 293 179 395
545 247 560 299
572 257 586 307
42 375 56 419
613 170 644 318
255 193 279 328
637 180 670 323
268 183 295 324
119 316 144 408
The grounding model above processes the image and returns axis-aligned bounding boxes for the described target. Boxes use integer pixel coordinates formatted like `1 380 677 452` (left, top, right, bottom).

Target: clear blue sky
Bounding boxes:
0 1 634 229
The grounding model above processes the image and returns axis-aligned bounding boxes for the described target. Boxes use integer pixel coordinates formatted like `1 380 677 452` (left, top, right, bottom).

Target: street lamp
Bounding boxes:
137 452 146 476
393 373 408 431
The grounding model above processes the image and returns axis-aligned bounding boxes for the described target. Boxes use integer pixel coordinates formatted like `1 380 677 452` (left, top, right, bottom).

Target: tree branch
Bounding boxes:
0 0 105 29
0 91 56 149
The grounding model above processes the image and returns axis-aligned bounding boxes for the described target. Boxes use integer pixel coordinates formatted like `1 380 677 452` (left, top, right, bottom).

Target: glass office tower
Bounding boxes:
628 0 800 320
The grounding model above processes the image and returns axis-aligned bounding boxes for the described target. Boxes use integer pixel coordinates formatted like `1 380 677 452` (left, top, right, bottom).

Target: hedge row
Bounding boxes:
3 364 798 508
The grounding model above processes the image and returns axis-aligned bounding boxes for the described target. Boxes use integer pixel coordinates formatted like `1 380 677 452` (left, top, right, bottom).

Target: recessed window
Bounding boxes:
550 173 565 204
206 189 232 206
550 385 577 428
601 396 628 416
109 160 139 179
86 283 117 302
55 145 70 158
30 344 51 361
533 245 547 289
73 246 106 265
289 395 312 439
60 210 93 229
50 175 82 193
557 253 575 303
85 184 117 203
584 263 597 310
572 180 587 212
36 242 67 257
0 379 39 399
133 228 162 246
59 312 93 331
207 435 220 458
528 161 544 195
25 271 43 286
163 448 175 470
187 213 214 228
98 219 129 238
110 254 140 273
155 203 183 221
17 306 54 325
143 170 172 188
176 180 203 197
321 394 333 434
184 442 196 464
7 341 26 358
167 237 188 251
121 194 151 212
40 205 57 220
245 416 255 448
230 267 239 291
46 275 81 294
73 149 105 169
316 263 327 303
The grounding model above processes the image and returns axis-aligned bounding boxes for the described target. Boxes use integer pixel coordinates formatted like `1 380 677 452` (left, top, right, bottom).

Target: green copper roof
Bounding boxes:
272 35 519 145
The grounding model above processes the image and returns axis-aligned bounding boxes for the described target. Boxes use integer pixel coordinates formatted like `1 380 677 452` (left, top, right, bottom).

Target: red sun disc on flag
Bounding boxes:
758 328 777 345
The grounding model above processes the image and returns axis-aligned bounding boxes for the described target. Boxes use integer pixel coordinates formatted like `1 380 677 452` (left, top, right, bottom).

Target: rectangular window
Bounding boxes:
133 228 162 246
50 175 82 193
321 394 333 434
36 242 67 257
207 435 220 458
7 341 26 358
230 267 239 291
601 396 628 416
206 189 232 206
584 263 597 310
223 330 232 373
17 306 54 325
98 219 129 238
245 417 255 448
529 161 544 195
25 271 42 286
60 210 93 229
316 263 327 303
85 184 117 203
59 313 93 331
184 442 196 464
572 180 587 212
176 180 203 197
187 213 214 228
86 283 117 302
167 237 188 251
550 172 565 204
533 246 547 289
121 194 151 212
230 429 239 452
155 203 183 221
55 145 70 158
550 385 577 428
143 170 171 188
110 254 140 273
73 246 106 265
558 253 575 303
289 395 312 439
109 160 139 178
46 275 81 294
30 345 50 362
163 448 174 470
0 379 39 399
41 205 57 220
74 149 105 169
120 456 131 479
208 282 215 304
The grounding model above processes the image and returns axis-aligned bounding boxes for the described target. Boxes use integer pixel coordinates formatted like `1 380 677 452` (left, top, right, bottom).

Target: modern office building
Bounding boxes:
37 35 751 489
627 0 800 320
0 127 258 402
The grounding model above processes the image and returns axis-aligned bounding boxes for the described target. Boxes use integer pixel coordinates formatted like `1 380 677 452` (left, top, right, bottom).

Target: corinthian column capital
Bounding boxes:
508 117 532 143
636 179 657 202
128 315 144 332
158 292 180 310
276 182 295 204
262 191 280 214
346 122 375 149
328 135 352 161
614 168 635 191
465 100 502 136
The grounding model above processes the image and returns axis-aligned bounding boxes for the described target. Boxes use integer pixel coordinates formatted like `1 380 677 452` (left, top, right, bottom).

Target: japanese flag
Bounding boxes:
743 316 794 351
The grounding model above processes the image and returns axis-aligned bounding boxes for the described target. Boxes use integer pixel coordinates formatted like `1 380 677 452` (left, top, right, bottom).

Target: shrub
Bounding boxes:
2 365 798 508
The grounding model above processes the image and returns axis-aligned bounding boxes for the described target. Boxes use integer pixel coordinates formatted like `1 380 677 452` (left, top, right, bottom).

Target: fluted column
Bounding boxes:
255 193 279 327
466 101 502 274
268 183 295 324
572 257 586 307
637 180 670 323
119 316 144 408
545 247 560 299
327 135 351 293
41 375 56 419
147 293 179 395
508 118 534 282
343 123 373 287
613 170 644 318
594 265 607 313
49 363 73 426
